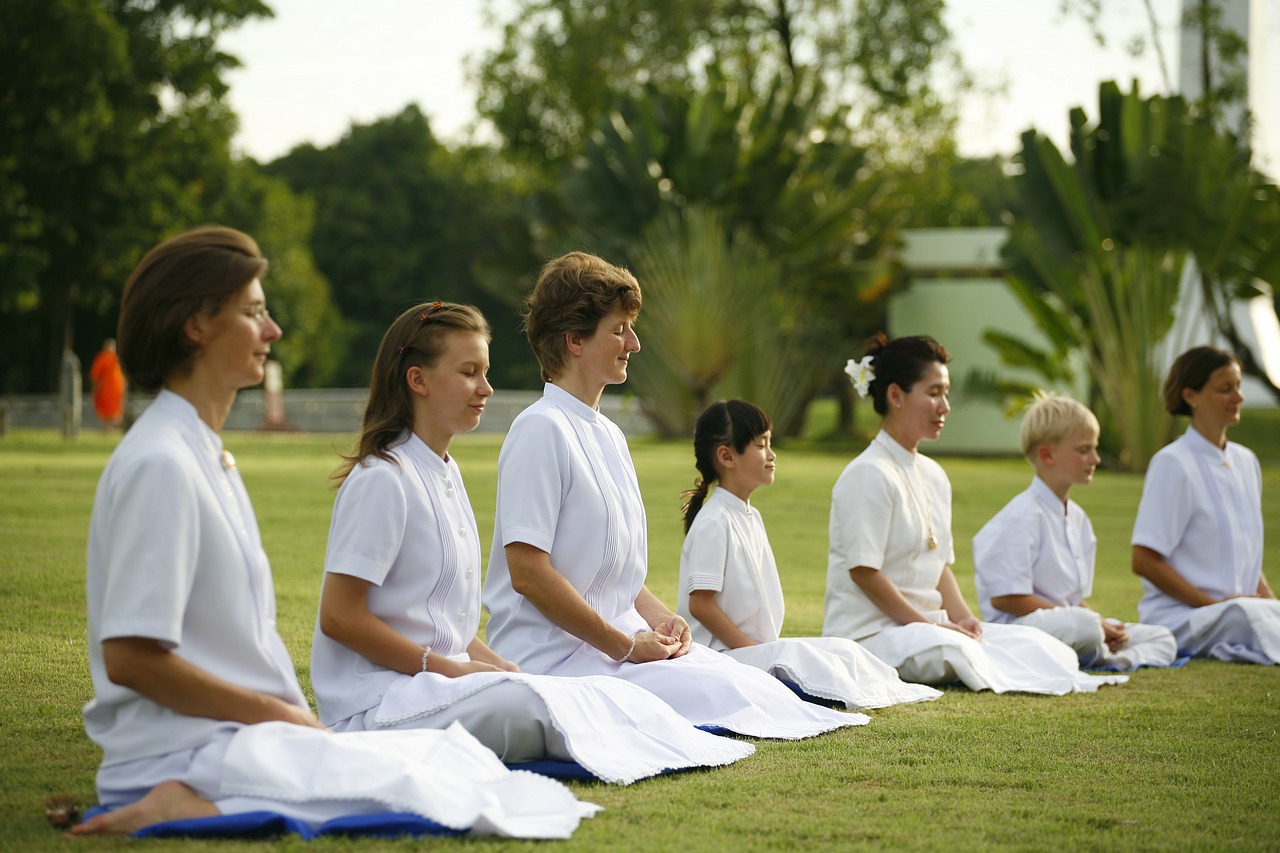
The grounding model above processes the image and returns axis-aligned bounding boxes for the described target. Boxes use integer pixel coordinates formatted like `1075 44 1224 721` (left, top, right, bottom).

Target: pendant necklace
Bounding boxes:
888 448 938 551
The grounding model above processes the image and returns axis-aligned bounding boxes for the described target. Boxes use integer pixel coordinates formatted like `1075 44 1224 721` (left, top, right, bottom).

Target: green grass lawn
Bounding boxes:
1 422 1278 852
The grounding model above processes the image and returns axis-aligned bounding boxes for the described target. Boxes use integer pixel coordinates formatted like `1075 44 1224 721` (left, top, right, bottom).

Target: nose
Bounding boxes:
626 327 640 352
479 373 494 397
939 394 951 415
767 446 777 462
264 315 282 342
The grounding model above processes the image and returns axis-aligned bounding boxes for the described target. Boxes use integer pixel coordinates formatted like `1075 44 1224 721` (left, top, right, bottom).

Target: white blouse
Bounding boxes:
1131 426 1264 629
483 383 648 674
84 391 305 766
311 432 482 726
678 487 786 651
824 431 955 642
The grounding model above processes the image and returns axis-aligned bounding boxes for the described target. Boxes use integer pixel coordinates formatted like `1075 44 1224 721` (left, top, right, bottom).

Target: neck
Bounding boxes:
413 423 453 460
717 474 756 504
164 375 236 433
552 374 604 410
1039 473 1071 507
881 420 919 454
1191 418 1227 450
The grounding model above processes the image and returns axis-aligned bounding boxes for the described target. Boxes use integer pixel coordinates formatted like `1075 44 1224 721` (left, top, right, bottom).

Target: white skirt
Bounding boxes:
724 637 942 709
337 668 754 784
1176 598 1280 664
861 619 1127 694
97 721 598 839
546 609 867 739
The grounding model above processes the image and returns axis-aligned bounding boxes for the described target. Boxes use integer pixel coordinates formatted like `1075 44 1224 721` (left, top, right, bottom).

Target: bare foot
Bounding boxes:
68 781 219 836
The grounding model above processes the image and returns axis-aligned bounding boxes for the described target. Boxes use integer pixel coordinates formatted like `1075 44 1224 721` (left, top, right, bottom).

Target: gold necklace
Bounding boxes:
884 441 938 551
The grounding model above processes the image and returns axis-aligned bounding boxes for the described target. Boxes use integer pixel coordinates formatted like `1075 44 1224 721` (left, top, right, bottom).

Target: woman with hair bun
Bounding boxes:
1131 345 1279 662
677 398 941 709
822 333 1124 694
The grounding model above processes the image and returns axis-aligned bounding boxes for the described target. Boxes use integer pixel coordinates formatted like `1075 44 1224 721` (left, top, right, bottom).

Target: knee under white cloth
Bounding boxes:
1177 598 1280 664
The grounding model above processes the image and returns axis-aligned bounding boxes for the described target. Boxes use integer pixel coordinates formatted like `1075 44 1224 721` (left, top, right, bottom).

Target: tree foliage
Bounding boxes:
265 106 542 388
474 0 955 168
0 0 273 393
992 82 1280 470
549 68 889 434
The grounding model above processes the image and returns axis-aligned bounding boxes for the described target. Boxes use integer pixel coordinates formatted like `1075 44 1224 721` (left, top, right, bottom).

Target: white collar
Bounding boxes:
545 382 600 423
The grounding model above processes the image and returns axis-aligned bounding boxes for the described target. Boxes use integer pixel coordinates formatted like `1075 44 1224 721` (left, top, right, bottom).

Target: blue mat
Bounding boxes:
79 808 460 840
81 729 741 839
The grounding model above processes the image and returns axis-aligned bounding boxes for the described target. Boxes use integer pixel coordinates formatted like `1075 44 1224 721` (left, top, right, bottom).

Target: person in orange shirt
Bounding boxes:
89 339 126 431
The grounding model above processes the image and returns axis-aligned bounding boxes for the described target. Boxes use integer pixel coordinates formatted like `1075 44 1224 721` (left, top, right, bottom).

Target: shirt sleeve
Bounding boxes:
681 510 729 594
98 451 202 648
497 411 568 552
973 501 1038 599
323 460 408 586
829 461 893 571
1131 451 1192 556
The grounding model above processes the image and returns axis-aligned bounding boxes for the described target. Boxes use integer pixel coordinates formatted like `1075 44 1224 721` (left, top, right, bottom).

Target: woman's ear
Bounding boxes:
405 365 429 398
564 331 586 358
887 383 903 409
183 314 206 348
1181 386 1197 410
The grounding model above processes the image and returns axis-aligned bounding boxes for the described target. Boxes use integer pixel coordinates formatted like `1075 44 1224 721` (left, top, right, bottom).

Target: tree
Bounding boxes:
550 69 891 435
474 0 957 169
0 0 272 393
987 82 1280 470
212 162 343 387
265 106 543 388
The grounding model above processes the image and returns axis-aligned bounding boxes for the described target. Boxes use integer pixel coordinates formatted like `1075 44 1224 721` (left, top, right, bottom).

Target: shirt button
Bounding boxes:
457 525 467 536
465 569 474 578
458 611 467 621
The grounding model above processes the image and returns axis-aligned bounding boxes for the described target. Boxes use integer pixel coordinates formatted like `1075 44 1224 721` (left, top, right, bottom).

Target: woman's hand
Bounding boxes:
943 615 983 640
623 631 683 663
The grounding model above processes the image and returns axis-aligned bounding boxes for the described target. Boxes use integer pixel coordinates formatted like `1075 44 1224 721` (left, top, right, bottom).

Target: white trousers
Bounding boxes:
1013 606 1178 671
861 621 1127 694
1175 598 1280 664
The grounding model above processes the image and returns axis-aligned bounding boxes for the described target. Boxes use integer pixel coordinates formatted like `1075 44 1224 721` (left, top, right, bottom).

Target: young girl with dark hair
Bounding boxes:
823 333 1125 694
310 301 753 783
1131 345 1279 662
677 399 941 709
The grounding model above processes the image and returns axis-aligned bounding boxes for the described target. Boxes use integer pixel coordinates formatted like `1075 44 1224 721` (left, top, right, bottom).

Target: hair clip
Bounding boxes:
845 355 875 399
418 301 445 326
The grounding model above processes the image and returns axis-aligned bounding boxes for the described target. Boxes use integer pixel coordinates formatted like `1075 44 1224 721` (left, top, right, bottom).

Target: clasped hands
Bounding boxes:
624 615 693 663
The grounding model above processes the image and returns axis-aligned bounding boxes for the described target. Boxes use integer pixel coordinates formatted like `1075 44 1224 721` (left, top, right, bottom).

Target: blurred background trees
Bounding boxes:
4 0 1272 457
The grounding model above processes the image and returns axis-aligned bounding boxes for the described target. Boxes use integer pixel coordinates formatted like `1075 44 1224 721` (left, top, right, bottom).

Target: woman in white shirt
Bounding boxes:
482 252 860 739
311 301 752 783
1131 345 1278 662
822 333 1123 694
76 228 592 839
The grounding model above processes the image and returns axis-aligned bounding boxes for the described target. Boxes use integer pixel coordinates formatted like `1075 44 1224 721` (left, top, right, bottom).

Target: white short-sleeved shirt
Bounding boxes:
972 476 1097 623
677 487 786 651
83 391 306 767
823 431 955 642
311 433 482 725
483 384 647 674
1131 426 1264 630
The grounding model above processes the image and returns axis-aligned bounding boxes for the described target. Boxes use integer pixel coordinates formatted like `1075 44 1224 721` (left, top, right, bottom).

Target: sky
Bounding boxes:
220 0 1280 174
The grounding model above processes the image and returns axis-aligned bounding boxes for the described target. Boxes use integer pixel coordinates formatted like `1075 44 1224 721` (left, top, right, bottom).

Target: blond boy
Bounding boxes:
972 394 1176 671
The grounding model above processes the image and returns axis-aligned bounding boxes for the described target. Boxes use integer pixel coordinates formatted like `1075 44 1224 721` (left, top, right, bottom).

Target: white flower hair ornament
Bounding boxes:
845 355 875 399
